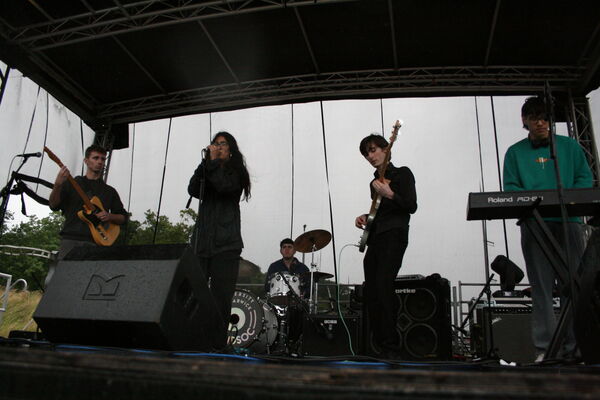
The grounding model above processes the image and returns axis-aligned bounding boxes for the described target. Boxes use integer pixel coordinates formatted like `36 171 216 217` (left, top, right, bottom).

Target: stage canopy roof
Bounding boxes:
1 0 600 131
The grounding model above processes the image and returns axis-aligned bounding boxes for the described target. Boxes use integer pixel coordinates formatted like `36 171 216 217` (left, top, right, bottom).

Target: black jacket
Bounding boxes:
188 159 244 257
369 163 417 237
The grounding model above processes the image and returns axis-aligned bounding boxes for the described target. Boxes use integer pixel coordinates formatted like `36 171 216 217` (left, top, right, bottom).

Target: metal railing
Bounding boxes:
0 272 28 327
452 281 530 336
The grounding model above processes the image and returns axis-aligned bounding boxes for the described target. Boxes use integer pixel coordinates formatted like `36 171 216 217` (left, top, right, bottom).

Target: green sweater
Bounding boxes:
503 135 593 221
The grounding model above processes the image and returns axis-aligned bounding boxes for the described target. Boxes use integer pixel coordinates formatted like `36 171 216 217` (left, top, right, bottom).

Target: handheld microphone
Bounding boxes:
17 152 42 158
202 146 211 159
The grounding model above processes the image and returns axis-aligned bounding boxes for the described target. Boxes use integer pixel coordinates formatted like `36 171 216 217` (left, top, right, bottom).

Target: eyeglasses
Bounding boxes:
214 141 229 148
525 114 548 122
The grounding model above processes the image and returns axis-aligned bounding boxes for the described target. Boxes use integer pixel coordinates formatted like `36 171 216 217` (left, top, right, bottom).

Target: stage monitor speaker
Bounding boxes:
302 313 361 356
362 274 452 360
34 244 220 351
473 306 538 364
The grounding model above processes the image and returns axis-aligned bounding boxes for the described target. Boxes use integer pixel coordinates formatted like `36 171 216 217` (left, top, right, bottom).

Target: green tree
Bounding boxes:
126 209 197 245
0 212 64 290
236 258 267 298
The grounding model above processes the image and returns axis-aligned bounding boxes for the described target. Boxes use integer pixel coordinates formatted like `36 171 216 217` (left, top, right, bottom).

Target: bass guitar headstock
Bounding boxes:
389 119 402 145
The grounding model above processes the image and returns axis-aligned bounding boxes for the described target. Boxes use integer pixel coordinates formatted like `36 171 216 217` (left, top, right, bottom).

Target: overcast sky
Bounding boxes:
3 63 600 304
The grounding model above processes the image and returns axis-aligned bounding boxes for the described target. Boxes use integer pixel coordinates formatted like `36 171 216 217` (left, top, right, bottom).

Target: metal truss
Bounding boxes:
4 0 354 51
0 64 10 106
96 65 584 125
566 94 600 186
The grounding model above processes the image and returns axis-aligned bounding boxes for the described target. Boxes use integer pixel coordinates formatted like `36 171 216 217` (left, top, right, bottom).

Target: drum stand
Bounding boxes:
274 271 310 355
307 244 320 314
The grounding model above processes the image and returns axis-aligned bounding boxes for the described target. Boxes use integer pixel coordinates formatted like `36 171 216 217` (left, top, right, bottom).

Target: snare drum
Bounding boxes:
228 289 278 353
268 272 302 306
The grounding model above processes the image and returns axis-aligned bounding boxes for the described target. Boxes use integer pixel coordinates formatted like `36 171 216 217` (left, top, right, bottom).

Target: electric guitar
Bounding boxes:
44 146 120 246
358 120 401 252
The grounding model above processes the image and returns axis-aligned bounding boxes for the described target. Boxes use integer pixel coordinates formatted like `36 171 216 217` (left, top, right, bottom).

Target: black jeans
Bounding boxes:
199 249 241 349
363 227 409 347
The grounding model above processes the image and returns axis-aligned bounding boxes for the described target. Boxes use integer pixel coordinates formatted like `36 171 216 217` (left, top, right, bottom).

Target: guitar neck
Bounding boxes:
67 176 95 210
377 142 395 180
44 146 95 210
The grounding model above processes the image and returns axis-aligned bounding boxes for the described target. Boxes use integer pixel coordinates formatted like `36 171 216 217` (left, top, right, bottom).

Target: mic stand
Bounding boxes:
278 270 334 354
192 155 208 255
0 157 30 240
542 82 580 361
459 273 498 359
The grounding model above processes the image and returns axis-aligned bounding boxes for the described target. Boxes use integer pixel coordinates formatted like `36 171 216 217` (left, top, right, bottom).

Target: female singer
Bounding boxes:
188 131 251 349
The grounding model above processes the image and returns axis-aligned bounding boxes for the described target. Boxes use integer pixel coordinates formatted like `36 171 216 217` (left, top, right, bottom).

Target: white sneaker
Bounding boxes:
534 352 545 363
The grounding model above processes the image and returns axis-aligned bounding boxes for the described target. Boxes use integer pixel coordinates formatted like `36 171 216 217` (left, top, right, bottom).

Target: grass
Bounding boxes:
0 290 41 338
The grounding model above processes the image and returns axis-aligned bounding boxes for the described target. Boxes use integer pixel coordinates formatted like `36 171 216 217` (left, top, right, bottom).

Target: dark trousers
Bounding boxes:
520 220 585 354
363 227 409 347
199 250 241 349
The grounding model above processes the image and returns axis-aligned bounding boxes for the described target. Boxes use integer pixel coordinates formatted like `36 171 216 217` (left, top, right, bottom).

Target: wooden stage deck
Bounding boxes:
1 341 599 399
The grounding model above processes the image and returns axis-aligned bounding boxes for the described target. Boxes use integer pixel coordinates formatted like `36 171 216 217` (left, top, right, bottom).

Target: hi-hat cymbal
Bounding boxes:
301 271 333 282
294 229 331 253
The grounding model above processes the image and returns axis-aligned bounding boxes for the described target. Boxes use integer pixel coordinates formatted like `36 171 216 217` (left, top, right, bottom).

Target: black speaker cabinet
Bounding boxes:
302 313 361 356
34 244 220 350
362 275 452 360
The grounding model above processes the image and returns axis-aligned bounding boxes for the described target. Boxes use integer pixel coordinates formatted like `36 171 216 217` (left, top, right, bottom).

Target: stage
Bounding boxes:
1 340 599 400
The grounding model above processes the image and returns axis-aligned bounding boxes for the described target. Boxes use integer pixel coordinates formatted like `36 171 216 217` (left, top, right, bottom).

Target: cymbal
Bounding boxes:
294 229 331 253
301 271 334 281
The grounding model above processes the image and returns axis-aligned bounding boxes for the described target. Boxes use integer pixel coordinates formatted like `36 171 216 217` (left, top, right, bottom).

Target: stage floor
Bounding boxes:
1 339 599 400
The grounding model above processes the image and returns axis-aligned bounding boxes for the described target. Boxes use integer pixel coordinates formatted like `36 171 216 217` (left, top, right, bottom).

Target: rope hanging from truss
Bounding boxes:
152 118 173 244
20 86 41 157
290 104 295 239
34 91 50 192
490 97 510 258
123 123 136 242
474 96 493 282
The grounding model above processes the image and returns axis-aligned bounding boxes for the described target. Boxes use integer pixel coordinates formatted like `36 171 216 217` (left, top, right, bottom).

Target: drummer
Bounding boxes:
264 238 310 298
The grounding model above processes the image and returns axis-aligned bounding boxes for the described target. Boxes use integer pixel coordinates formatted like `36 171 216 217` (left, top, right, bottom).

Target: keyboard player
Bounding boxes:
502 95 593 362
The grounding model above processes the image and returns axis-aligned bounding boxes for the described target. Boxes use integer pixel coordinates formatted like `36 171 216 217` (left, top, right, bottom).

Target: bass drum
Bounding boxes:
228 289 278 353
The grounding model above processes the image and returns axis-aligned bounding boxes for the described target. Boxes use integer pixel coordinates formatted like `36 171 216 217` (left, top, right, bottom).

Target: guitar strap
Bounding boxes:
75 176 95 199
13 172 54 189
10 181 50 216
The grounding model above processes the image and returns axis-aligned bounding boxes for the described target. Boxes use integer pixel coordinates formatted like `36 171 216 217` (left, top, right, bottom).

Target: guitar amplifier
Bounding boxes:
472 305 560 363
302 313 361 356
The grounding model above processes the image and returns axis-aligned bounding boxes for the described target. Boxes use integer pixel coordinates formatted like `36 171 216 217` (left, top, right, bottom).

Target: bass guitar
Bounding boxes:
44 146 120 246
358 120 401 252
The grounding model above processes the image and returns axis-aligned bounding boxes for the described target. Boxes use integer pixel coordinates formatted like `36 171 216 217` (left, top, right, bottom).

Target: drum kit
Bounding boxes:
228 229 334 354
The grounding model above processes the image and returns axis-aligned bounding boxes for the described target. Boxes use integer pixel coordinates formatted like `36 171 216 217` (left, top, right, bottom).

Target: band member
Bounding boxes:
264 238 310 298
188 131 251 349
503 96 592 361
47 145 127 283
355 134 417 355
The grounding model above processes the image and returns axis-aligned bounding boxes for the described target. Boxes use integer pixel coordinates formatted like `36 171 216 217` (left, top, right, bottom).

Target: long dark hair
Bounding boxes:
212 131 251 200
